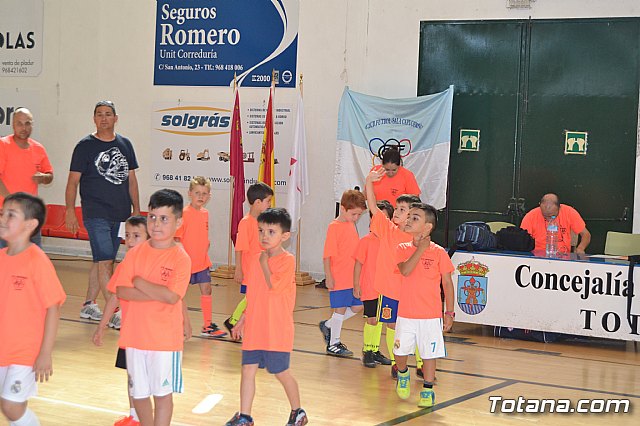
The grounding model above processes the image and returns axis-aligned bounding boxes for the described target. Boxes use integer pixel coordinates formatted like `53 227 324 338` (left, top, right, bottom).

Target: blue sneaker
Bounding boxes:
418 388 435 408
396 369 410 399
318 320 331 345
225 412 254 425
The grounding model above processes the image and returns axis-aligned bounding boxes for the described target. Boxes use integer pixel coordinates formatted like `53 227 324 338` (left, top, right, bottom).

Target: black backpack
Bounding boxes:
496 226 535 252
454 222 497 251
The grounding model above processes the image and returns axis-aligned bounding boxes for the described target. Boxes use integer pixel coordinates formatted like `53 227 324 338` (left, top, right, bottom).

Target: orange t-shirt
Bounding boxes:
0 245 66 366
395 241 454 319
372 166 420 207
235 214 262 285
114 241 191 351
175 205 211 273
323 219 359 291
520 204 586 253
353 233 381 301
242 251 296 352
370 210 411 300
0 135 53 205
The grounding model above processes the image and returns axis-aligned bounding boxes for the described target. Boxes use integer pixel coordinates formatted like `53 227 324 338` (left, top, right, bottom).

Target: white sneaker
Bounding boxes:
80 302 102 321
108 310 121 330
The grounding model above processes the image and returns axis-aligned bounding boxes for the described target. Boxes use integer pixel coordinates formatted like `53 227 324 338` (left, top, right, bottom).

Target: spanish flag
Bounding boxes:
229 89 245 245
258 81 276 206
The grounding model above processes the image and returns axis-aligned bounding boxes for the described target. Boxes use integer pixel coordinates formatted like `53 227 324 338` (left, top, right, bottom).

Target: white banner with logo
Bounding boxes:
452 252 640 341
0 89 40 138
150 102 294 192
0 0 43 77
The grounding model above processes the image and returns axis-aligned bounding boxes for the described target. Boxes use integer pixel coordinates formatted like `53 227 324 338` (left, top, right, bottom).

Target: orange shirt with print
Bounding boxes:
114 241 191 351
0 136 53 205
520 204 586 253
353 233 381 301
372 166 420 207
243 251 296 352
323 219 359 291
175 205 212 273
107 266 129 349
395 241 454 319
370 210 411 300
0 245 66 366
235 214 262 285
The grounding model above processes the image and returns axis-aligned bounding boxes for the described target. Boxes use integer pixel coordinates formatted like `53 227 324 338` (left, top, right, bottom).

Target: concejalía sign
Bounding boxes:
154 0 298 87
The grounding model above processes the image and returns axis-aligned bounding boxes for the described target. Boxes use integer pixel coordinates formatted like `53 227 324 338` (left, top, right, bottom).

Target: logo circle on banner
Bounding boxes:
369 138 412 160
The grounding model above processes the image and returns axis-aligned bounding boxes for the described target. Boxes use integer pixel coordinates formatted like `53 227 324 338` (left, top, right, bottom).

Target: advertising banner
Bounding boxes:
451 251 640 341
150 101 294 191
0 89 40 138
154 0 298 87
0 0 43 77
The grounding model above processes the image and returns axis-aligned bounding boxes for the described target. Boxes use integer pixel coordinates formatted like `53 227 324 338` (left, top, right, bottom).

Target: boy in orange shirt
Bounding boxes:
225 182 273 336
319 190 366 357
394 203 455 408
227 208 307 426
365 169 424 378
353 200 394 368
115 189 191 426
175 176 226 338
0 193 66 426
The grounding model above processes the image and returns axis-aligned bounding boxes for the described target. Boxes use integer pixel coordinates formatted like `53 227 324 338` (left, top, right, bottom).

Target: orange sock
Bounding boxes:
201 295 212 327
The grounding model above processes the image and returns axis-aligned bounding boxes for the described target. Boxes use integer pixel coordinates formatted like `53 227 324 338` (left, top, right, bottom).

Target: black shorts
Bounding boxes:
115 347 127 370
363 298 379 318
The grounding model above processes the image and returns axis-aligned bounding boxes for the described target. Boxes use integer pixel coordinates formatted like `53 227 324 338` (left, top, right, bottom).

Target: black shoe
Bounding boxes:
391 364 398 379
373 350 392 365
416 366 424 378
362 351 376 368
315 279 327 289
326 342 353 357
318 320 331 345
224 317 235 335
286 408 308 426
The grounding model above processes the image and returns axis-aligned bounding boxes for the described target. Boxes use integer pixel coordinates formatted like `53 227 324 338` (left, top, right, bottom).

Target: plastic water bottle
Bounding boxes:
545 216 559 257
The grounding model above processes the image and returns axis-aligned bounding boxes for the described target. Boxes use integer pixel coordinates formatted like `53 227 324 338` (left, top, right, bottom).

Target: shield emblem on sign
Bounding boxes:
456 259 489 315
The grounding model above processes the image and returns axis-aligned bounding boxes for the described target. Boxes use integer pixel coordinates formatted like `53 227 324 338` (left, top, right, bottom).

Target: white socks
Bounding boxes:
11 409 40 426
329 313 344 345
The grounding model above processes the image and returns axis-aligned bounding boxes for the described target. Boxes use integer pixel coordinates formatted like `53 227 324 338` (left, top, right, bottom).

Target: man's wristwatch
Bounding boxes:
444 311 455 318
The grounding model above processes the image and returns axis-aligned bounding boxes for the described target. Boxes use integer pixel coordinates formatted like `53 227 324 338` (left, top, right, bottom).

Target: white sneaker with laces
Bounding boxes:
80 303 103 321
108 310 121 329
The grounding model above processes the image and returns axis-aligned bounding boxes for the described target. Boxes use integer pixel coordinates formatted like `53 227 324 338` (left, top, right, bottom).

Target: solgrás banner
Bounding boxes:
154 0 298 87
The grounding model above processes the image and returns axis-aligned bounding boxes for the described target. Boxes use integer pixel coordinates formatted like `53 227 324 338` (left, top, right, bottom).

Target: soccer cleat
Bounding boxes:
113 415 140 426
318 320 331 345
391 364 399 380
362 351 377 368
108 310 122 330
80 302 102 321
326 342 353 358
286 408 309 426
224 318 235 335
418 388 435 408
225 412 254 426
416 366 424 379
373 350 392 365
396 369 411 399
201 322 227 338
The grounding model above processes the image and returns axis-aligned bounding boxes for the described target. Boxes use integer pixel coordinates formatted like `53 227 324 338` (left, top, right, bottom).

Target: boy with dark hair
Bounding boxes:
366 170 425 378
225 182 274 336
175 176 226 338
353 200 394 368
319 189 366 357
227 208 307 426
0 192 66 426
394 202 455 408
114 189 191 426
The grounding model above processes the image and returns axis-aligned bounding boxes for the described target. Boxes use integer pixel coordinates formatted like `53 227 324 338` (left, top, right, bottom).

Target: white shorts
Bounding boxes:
0 365 37 403
125 348 183 399
393 317 446 360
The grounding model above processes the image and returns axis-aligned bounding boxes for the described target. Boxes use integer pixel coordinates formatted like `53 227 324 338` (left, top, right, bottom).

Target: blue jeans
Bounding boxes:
84 217 121 261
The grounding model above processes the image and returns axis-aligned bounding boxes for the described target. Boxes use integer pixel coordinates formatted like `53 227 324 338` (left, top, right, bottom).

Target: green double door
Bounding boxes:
418 19 640 252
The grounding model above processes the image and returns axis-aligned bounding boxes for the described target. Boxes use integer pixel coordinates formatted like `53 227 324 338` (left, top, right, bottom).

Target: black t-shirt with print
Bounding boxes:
70 134 139 222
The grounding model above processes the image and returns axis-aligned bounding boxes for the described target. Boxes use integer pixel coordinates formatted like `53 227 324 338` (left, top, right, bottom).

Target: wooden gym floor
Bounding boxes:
17 256 640 425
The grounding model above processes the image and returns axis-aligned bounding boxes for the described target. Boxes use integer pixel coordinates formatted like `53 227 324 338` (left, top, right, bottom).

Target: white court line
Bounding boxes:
192 394 223 414
32 396 194 426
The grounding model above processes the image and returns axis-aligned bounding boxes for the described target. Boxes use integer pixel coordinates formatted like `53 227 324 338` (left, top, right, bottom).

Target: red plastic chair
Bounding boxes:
75 206 89 240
